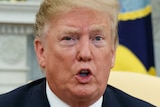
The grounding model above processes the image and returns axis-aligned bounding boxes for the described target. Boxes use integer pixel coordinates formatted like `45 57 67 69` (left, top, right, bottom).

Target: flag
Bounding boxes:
112 0 156 75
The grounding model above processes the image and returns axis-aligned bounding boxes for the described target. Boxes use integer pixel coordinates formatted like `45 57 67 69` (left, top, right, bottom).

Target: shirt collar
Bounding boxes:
46 82 103 107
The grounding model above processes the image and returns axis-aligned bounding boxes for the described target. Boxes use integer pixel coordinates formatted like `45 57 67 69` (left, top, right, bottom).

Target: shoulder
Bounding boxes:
0 78 46 107
102 85 155 107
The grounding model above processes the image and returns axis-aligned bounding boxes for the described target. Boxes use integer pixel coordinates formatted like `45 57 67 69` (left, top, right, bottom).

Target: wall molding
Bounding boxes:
0 1 40 24
0 23 34 35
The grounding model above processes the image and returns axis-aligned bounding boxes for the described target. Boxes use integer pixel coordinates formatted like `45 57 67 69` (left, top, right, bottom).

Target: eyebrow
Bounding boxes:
89 24 109 36
61 26 80 34
59 24 109 36
89 24 107 32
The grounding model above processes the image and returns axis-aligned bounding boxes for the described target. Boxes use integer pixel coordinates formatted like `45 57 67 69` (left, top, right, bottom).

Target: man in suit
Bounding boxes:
0 0 155 106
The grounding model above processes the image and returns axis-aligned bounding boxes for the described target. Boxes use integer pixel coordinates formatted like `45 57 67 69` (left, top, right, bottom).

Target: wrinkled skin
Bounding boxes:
34 8 116 107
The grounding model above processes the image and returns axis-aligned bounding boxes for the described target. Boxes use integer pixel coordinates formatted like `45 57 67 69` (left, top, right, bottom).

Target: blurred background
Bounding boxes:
0 0 160 93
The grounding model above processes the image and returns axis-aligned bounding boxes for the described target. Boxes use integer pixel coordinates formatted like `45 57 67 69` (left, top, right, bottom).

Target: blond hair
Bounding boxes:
34 0 119 46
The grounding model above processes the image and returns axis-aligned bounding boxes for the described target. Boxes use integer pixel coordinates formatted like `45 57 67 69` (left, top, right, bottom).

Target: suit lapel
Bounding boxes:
25 78 50 107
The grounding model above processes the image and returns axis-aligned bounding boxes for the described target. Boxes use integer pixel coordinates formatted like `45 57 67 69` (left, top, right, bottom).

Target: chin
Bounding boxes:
72 85 99 99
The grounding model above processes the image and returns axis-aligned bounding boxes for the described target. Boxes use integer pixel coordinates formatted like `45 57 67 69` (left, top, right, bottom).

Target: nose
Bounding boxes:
77 38 93 62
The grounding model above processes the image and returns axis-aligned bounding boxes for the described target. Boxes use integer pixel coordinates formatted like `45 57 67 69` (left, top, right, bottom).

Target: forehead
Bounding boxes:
49 7 111 32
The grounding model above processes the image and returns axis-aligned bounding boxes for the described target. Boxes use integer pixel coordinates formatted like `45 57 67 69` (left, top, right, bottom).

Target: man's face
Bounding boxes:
35 8 116 104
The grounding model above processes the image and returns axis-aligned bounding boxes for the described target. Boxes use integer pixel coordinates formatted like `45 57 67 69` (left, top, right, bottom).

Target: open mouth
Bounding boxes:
78 70 91 77
75 69 92 83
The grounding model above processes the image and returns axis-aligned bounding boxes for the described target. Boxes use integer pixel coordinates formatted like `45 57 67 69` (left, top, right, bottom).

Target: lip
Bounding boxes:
75 69 92 84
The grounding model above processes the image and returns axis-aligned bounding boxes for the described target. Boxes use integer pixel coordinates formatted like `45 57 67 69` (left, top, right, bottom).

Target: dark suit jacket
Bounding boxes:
0 78 155 107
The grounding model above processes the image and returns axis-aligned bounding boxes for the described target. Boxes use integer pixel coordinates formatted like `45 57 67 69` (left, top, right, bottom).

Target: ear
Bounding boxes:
34 39 46 69
111 49 116 68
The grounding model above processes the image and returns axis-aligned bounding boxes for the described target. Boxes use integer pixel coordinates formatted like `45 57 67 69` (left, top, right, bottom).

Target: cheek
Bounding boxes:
45 47 77 91
94 49 113 79
96 49 113 68
45 45 76 76
45 52 71 87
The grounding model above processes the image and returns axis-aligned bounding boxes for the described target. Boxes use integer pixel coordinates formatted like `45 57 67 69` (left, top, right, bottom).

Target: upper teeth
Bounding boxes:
80 70 89 73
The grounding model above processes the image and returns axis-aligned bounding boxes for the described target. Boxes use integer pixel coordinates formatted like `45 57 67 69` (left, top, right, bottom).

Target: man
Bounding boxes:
0 0 155 107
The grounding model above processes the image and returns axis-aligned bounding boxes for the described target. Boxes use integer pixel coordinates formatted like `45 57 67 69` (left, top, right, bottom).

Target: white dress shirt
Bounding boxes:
46 82 103 107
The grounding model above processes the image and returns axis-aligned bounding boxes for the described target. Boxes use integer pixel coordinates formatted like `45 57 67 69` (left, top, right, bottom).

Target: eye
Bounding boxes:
92 35 104 42
91 35 106 47
93 36 103 41
62 36 73 41
60 36 78 47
